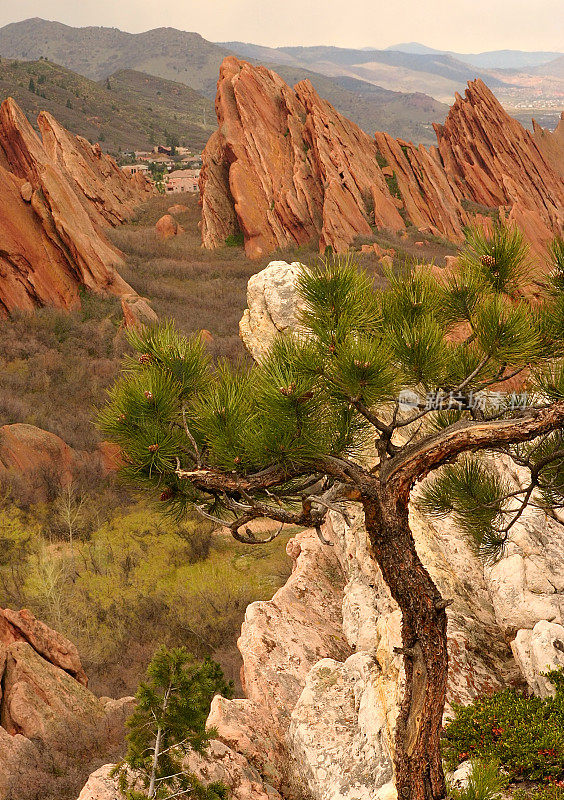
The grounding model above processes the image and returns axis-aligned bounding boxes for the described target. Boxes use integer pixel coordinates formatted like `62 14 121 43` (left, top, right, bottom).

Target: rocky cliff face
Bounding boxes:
0 607 133 800
200 60 563 264
0 97 152 315
434 81 564 260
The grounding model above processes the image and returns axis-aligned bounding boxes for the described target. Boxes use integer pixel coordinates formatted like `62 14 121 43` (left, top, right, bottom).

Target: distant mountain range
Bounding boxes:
0 18 450 145
383 42 563 70
0 18 561 152
221 41 564 107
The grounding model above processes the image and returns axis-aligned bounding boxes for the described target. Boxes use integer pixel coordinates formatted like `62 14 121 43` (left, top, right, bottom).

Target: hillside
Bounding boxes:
534 54 564 77
223 41 507 102
0 19 450 143
0 58 214 152
0 18 234 95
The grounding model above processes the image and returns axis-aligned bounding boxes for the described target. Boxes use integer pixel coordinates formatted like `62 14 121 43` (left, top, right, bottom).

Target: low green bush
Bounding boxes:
224 232 244 247
448 760 507 800
442 670 564 782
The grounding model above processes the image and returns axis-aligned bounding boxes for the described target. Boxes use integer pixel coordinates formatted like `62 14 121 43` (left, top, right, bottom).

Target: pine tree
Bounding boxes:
28 77 35 93
114 646 232 800
99 224 564 800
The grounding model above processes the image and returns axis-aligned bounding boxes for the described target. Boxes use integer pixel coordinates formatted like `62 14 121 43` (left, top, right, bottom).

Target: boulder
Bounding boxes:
199 329 214 345
512 620 564 698
239 261 305 361
19 180 32 202
289 652 396 800
156 213 184 238
0 423 108 501
121 295 158 329
0 608 87 686
76 765 120 800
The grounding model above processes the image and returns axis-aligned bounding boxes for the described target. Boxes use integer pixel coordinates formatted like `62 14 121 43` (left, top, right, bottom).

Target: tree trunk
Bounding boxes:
363 491 448 800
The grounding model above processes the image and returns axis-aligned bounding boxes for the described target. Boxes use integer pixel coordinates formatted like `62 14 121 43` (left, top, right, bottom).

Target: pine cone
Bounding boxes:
148 443 159 453
139 353 151 364
480 254 496 268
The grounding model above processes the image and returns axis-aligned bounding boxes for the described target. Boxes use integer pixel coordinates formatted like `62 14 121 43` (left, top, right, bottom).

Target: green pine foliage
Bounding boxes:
448 760 508 800
417 456 512 562
99 224 564 560
113 645 232 799
458 223 531 298
442 669 564 783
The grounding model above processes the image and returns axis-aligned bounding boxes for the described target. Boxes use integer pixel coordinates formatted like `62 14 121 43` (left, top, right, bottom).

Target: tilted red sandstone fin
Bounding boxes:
199 57 404 259
434 80 564 260
200 60 564 264
0 97 153 316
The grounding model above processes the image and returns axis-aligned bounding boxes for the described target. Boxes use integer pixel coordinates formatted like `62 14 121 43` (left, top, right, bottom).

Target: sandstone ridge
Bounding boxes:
0 607 133 800
0 97 153 315
200 59 564 266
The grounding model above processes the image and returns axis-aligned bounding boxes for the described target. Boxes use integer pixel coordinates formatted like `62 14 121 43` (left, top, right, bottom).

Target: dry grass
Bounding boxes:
111 193 457 360
111 193 317 361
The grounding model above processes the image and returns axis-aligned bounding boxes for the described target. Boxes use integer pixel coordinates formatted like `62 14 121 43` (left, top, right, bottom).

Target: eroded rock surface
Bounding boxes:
0 97 152 315
200 57 403 259
239 261 305 361
0 609 133 800
201 61 563 265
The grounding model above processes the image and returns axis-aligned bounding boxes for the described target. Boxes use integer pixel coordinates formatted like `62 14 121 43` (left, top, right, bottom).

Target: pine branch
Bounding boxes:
385 401 564 500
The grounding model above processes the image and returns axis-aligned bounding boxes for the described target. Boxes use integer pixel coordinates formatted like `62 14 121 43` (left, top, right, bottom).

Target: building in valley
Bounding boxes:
165 168 200 193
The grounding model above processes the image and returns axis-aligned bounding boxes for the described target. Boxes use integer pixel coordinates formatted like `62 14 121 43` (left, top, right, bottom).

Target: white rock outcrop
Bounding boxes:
512 620 564 698
239 261 305 361
76 765 119 800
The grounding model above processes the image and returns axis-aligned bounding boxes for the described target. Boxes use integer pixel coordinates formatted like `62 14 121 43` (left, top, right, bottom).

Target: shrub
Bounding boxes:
224 232 244 247
442 670 564 782
448 760 508 800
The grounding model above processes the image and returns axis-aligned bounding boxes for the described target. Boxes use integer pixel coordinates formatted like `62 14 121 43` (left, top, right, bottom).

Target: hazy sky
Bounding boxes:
1 0 563 52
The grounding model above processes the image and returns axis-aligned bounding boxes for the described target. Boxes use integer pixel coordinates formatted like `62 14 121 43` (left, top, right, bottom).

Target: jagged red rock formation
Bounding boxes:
533 111 564 181
38 111 153 228
435 80 564 260
200 61 564 265
373 132 469 241
0 97 153 316
199 57 404 259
